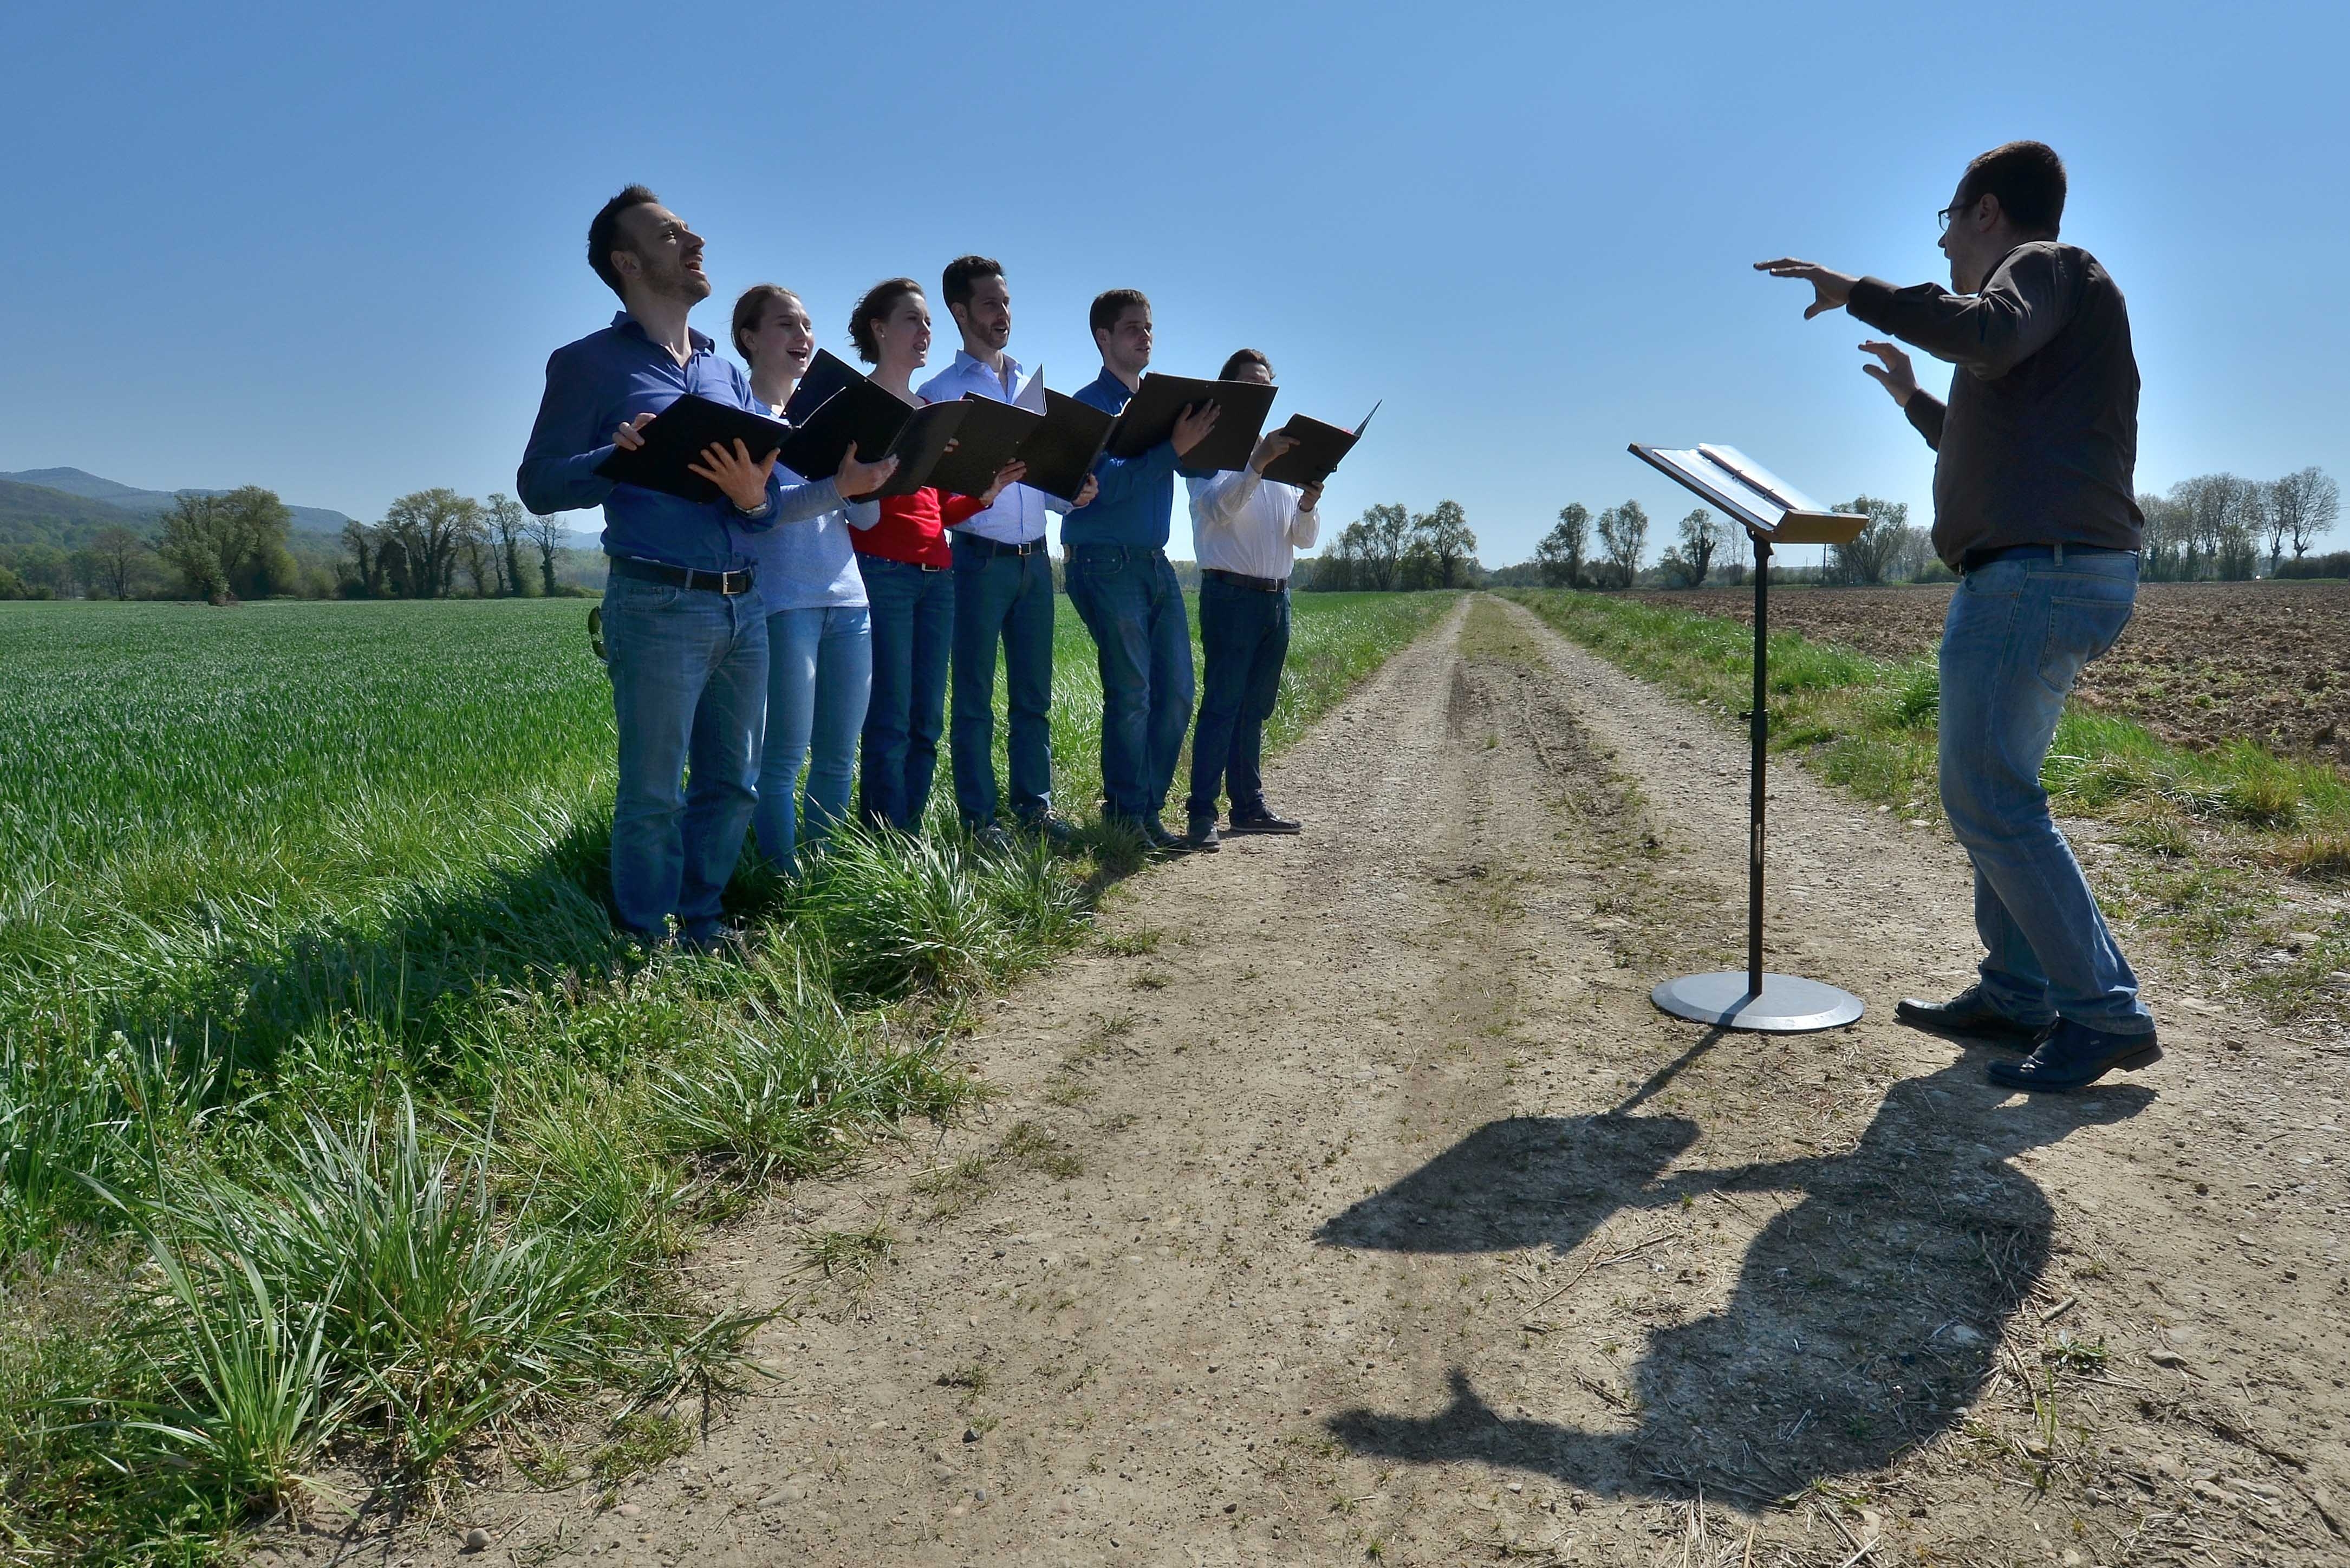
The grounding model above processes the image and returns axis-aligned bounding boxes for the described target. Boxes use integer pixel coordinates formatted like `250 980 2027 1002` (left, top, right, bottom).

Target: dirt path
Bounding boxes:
381 595 2349 1568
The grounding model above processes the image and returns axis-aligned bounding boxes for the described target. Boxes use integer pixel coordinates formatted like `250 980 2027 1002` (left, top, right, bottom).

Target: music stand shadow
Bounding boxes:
1313 1058 2151 1501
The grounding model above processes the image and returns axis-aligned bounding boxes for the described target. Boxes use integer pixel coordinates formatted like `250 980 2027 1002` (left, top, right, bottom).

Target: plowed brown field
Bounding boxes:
1637 580 2350 760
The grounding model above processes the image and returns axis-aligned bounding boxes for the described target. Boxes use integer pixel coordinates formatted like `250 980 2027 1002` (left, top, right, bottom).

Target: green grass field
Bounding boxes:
0 590 1452 1562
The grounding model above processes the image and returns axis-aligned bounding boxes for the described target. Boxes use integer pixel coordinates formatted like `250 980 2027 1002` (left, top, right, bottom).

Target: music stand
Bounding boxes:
1626 443 1870 1033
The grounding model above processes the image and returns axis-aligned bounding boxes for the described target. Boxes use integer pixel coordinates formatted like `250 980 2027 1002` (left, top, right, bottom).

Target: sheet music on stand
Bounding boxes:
1629 444 1865 545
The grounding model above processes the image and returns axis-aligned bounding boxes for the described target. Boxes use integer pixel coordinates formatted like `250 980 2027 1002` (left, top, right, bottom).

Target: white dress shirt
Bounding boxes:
915 349 1067 545
1187 469 1320 582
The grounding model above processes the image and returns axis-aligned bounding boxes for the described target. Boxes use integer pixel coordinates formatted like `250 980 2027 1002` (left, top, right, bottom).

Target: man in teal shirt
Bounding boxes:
1062 289 1219 850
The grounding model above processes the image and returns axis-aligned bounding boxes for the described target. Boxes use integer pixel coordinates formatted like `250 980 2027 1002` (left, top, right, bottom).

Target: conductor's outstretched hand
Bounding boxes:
1858 340 1918 408
1755 257 1857 319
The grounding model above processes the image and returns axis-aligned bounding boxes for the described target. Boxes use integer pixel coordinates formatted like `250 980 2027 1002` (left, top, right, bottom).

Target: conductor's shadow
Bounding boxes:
1314 1052 2151 1501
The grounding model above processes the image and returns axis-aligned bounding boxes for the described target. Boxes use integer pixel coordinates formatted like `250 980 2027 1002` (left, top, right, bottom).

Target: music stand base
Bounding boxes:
1651 972 1865 1033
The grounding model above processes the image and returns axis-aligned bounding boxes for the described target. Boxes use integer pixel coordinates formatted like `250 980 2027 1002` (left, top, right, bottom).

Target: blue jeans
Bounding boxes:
858 556 953 831
1187 575 1290 823
949 544 1057 829
755 603 871 870
1064 544 1195 821
1938 547 2152 1034
601 570 768 940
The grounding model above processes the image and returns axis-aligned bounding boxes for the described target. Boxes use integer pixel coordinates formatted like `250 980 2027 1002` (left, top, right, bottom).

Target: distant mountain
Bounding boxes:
0 478 147 548
0 467 355 535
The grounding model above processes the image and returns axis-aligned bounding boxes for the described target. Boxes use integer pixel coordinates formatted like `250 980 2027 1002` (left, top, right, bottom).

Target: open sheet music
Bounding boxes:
1628 444 1865 544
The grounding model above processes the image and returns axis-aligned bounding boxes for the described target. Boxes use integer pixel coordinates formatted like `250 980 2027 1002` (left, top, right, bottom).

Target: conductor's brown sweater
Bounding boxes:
1846 241 2142 570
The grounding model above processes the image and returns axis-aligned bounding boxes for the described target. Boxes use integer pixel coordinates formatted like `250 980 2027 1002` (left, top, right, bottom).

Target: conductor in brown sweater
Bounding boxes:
1759 141 2160 1092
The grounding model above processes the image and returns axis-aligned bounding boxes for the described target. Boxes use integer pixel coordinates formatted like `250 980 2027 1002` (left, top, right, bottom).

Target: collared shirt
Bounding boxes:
1846 242 2141 568
517 311 850 572
1187 469 1319 581
1059 367 1184 552
743 396 879 614
915 349 1066 546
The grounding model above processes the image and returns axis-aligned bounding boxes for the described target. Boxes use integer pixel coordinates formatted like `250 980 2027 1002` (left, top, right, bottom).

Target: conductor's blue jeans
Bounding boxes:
602 570 769 942
754 603 870 872
1064 544 1195 822
1937 547 2154 1036
1186 574 1290 824
949 544 1057 830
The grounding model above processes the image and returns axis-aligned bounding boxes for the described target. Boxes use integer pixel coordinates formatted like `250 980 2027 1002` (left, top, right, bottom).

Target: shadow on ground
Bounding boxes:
1315 1043 2152 1502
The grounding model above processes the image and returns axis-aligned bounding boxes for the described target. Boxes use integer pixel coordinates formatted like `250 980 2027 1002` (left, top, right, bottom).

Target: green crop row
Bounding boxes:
0 590 1454 1563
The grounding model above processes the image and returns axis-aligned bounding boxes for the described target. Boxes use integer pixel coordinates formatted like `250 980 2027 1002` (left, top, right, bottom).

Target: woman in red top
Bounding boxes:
851 278 1023 831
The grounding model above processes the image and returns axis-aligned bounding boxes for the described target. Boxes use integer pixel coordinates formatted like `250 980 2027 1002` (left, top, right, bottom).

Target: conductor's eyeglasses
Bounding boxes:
1936 203 1967 233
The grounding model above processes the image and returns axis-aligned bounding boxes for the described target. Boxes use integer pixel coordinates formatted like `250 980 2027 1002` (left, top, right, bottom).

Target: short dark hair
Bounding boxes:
731 283 800 366
850 278 923 363
1957 141 2067 236
940 255 1003 314
1219 348 1271 381
588 184 661 300
1090 288 1149 339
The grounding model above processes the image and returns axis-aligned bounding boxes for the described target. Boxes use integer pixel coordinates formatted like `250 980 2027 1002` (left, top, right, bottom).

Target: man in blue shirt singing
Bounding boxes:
518 185 889 945
1062 289 1219 851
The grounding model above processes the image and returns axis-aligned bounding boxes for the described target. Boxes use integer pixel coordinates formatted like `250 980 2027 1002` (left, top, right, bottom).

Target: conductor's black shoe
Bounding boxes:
1186 817 1222 852
1227 806 1302 835
1894 986 2051 1047
1986 1019 2162 1093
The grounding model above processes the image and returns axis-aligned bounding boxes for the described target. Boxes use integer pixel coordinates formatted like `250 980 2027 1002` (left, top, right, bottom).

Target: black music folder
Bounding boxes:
1012 387 1116 502
595 394 791 505
925 395 1041 498
776 374 915 483
1260 400 1380 488
782 349 863 427
1103 374 1277 473
862 400 973 499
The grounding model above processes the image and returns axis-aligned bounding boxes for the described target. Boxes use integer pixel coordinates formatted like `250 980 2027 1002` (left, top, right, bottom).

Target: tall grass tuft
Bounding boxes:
793 822 1087 1000
650 971 974 1185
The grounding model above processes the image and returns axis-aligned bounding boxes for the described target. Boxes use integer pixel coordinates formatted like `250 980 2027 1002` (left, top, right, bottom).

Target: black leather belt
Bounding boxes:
1205 567 1287 593
1960 543 2133 574
610 555 757 596
952 532 1047 559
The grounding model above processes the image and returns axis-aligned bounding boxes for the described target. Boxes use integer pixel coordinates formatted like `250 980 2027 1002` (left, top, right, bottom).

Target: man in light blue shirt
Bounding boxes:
918 256 1094 846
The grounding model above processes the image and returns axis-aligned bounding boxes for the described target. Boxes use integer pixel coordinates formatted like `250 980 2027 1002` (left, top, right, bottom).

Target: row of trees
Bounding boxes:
340 490 567 598
1512 466 2336 591
1304 500 1481 591
2139 468 2338 582
11 485 581 602
0 525 177 600
1526 500 1752 589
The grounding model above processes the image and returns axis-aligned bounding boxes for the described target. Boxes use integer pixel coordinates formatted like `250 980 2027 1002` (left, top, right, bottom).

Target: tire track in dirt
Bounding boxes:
387 595 2349 1568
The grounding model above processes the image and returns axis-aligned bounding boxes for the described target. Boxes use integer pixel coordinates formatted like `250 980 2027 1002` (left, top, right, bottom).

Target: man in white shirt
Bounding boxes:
917 256 1091 848
1182 349 1323 849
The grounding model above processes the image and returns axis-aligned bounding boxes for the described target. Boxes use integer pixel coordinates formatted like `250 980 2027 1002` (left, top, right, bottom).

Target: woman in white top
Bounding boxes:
1181 348 1323 848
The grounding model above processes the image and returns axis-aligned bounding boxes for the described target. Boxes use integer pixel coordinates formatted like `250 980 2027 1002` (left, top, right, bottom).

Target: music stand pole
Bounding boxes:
1646 531 1864 1033
1748 536 1769 996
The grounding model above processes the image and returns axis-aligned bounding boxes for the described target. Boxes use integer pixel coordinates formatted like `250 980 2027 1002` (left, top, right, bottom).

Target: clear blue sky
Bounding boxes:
4 1 2342 565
